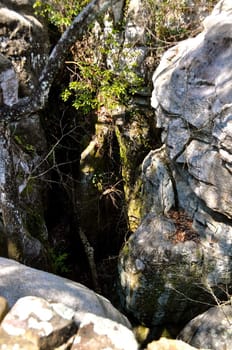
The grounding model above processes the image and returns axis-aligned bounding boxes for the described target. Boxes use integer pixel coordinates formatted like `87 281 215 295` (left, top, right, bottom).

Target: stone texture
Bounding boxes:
141 146 175 217
0 257 131 329
0 0 51 268
0 328 39 350
0 54 18 106
151 0 232 220
178 303 232 350
117 0 232 331
118 211 231 328
71 313 138 350
0 296 139 349
0 3 49 96
115 110 154 231
1 296 76 349
146 337 206 350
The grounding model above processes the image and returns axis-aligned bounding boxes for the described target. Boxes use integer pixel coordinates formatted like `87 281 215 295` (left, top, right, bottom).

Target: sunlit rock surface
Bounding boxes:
151 0 232 219
178 302 232 350
0 294 138 349
0 258 131 329
118 0 232 335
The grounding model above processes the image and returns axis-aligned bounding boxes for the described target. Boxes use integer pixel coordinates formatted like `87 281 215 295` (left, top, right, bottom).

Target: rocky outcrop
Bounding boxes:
0 1 49 96
0 258 212 350
0 295 138 350
118 0 232 342
0 0 50 267
118 208 231 328
151 0 232 219
178 302 232 350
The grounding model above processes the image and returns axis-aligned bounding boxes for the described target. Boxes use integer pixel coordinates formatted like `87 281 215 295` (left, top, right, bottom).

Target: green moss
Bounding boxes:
115 125 130 198
14 134 35 153
49 247 70 275
121 241 130 258
160 328 172 338
115 121 148 231
133 325 150 344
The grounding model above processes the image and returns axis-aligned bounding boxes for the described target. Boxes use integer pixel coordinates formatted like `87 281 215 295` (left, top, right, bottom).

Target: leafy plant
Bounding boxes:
34 0 143 115
49 247 70 274
145 0 217 63
61 59 143 114
33 0 89 32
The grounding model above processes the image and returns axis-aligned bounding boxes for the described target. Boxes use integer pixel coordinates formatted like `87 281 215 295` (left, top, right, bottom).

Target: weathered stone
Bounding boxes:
117 0 232 331
0 328 39 350
0 2 51 268
146 337 206 350
141 146 175 216
1 296 77 349
71 313 138 350
0 5 49 96
151 0 232 220
118 209 231 328
115 110 154 231
0 258 131 329
0 296 8 322
0 54 18 106
178 303 232 350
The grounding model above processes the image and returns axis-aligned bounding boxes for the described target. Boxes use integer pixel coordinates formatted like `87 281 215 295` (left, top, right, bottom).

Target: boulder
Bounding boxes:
0 258 131 329
0 295 138 350
151 0 232 219
146 337 208 350
1 296 77 349
71 313 138 350
117 0 232 332
178 303 232 350
118 210 231 328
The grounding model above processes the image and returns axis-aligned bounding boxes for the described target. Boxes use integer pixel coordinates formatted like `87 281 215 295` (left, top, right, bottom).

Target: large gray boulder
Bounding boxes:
0 258 131 329
118 209 231 328
178 302 232 350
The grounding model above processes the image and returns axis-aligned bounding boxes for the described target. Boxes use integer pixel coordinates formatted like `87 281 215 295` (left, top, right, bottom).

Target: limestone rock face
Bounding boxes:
141 146 175 217
0 1 49 96
118 0 232 333
178 303 232 350
0 54 18 106
0 0 50 267
151 0 232 219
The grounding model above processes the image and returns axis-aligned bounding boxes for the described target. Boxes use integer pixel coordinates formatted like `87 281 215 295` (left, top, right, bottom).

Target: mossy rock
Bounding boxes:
118 213 231 329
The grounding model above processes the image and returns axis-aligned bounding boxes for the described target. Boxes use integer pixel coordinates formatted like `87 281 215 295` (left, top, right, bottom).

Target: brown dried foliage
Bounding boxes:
167 210 200 244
